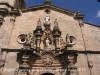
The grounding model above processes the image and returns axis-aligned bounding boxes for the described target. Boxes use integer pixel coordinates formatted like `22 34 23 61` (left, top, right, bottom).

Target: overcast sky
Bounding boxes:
25 0 100 26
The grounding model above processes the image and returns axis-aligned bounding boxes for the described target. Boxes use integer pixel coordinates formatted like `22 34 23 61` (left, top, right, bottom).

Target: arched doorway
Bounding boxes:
41 73 54 75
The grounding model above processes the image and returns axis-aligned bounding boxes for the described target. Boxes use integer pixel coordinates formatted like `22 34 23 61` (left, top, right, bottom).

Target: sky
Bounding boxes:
25 0 100 26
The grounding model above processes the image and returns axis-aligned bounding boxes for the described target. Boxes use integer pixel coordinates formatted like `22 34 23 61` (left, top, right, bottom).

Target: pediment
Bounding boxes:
21 4 84 17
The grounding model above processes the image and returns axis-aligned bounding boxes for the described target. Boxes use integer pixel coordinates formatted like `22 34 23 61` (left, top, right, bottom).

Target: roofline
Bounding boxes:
84 22 100 27
21 4 76 16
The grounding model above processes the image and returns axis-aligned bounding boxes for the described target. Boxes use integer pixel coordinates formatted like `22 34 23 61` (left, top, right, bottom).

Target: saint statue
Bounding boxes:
45 38 50 48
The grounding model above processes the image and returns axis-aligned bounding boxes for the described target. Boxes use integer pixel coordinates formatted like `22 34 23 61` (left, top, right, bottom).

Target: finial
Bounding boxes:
37 19 41 26
44 0 51 5
76 11 81 15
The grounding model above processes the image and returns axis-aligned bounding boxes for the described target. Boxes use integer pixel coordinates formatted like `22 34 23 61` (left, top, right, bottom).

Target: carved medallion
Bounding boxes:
42 54 53 66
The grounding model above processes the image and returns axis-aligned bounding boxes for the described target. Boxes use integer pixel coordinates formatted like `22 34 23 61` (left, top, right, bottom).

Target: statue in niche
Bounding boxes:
45 38 50 48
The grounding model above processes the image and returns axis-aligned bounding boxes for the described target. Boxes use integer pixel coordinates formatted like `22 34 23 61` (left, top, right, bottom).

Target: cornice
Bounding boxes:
21 4 77 17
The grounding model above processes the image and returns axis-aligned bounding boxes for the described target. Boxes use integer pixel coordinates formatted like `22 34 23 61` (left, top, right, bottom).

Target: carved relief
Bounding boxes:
42 54 53 66
16 17 78 75
17 16 77 51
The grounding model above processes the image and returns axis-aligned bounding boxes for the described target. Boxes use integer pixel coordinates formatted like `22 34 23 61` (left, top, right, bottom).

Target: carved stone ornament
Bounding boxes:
17 17 77 55
14 14 79 75
19 52 30 69
17 33 36 49
42 54 53 66
44 15 51 25
66 34 76 47
45 9 50 14
17 34 27 44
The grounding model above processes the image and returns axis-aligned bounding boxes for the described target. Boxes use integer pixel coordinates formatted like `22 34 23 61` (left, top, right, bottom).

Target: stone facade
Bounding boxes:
0 0 100 75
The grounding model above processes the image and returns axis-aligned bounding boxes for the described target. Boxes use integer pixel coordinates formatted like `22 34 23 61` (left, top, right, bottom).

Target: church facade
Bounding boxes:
0 0 100 75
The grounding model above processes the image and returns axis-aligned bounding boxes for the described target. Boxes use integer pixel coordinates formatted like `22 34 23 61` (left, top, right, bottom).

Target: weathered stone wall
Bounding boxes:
76 54 90 75
82 23 100 51
0 8 100 75
81 23 100 75
90 54 100 75
0 17 14 50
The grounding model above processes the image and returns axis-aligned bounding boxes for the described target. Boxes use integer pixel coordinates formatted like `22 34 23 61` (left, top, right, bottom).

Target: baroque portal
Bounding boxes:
15 15 78 75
